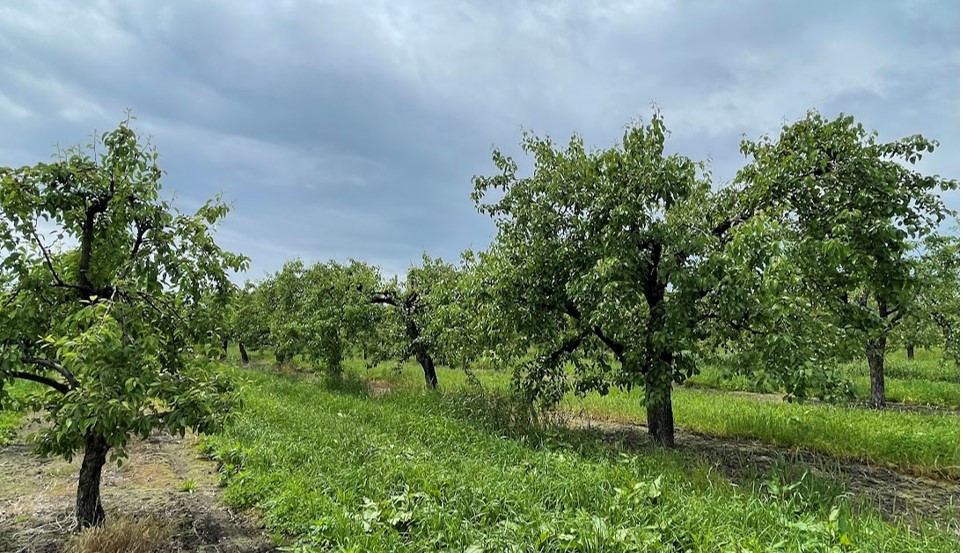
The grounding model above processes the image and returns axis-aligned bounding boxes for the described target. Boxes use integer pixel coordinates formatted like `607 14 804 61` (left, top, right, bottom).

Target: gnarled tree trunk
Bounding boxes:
906 344 915 360
405 319 438 389
239 341 250 364
414 345 438 389
866 335 886 409
76 432 109 529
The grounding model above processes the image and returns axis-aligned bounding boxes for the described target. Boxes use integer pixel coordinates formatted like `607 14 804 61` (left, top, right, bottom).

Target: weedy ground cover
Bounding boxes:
357 360 959 477
204 365 958 552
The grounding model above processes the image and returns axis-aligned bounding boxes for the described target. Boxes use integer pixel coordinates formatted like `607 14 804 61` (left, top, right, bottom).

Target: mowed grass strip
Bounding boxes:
687 366 961 408
207 367 957 552
688 348 960 408
360 361 960 477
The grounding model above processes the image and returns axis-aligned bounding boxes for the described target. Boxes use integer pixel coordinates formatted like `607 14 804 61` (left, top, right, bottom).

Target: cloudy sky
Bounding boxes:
0 0 958 279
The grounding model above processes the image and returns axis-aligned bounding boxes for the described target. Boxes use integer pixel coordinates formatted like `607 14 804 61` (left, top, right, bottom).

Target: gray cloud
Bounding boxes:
0 0 958 279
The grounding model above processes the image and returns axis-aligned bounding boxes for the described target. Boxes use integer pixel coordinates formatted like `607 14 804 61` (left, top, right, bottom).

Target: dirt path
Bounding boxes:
566 414 960 528
0 430 274 553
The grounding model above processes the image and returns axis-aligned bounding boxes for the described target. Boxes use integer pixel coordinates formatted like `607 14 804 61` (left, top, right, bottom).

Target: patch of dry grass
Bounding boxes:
64 516 174 553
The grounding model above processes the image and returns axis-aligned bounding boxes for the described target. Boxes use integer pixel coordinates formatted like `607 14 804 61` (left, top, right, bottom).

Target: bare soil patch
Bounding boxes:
0 428 275 553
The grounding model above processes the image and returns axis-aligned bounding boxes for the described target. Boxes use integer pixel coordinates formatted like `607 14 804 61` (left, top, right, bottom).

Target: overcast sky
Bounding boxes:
0 0 958 279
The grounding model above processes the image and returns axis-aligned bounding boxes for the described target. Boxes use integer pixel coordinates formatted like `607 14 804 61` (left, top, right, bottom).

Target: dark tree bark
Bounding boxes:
867 335 886 409
220 339 229 360
239 341 249 364
405 319 438 389
646 395 675 447
372 291 440 390
76 432 109 529
639 248 675 447
906 344 915 360
644 350 675 447
274 350 286 364
415 345 438 389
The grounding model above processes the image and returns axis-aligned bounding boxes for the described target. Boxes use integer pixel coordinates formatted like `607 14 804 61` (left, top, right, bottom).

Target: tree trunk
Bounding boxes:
866 335 886 409
239 341 249 364
404 316 438 390
76 432 109 529
414 346 439 389
644 364 674 447
274 350 286 364
906 344 915 360
220 339 228 360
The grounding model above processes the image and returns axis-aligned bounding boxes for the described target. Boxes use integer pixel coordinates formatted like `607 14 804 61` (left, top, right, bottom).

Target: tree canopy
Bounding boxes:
0 116 248 527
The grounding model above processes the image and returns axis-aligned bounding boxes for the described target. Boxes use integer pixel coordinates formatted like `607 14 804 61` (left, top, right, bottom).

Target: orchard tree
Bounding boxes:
255 259 383 372
423 249 517 373
257 260 308 364
906 233 960 364
0 117 248 528
227 281 272 364
299 259 383 372
471 112 799 446
368 255 459 389
737 112 957 408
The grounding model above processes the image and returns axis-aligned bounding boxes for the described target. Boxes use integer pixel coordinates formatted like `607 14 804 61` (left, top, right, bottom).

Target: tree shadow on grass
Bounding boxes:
433 387 959 529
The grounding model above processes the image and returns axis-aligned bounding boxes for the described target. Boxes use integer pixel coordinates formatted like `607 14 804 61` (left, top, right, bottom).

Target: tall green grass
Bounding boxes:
359 361 960 477
205 366 957 552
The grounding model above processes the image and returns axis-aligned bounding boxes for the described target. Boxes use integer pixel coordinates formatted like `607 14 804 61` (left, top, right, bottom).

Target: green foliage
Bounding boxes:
0 380 37 445
238 253 481 387
227 281 272 353
737 111 958 403
251 259 384 371
469 110 850 444
204 366 957 552
902 233 961 365
0 114 247 460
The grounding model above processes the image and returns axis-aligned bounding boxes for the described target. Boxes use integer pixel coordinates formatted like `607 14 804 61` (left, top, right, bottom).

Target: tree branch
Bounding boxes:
711 208 754 242
592 326 626 363
9 370 69 394
29 228 80 292
563 299 627 363
545 328 591 366
77 194 112 296
21 355 80 389
369 292 400 307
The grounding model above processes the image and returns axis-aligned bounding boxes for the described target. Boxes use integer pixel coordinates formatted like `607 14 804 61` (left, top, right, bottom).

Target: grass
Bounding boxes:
64 516 174 553
689 348 960 407
205 365 958 552
178 479 197 493
358 360 960 477
0 380 38 445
